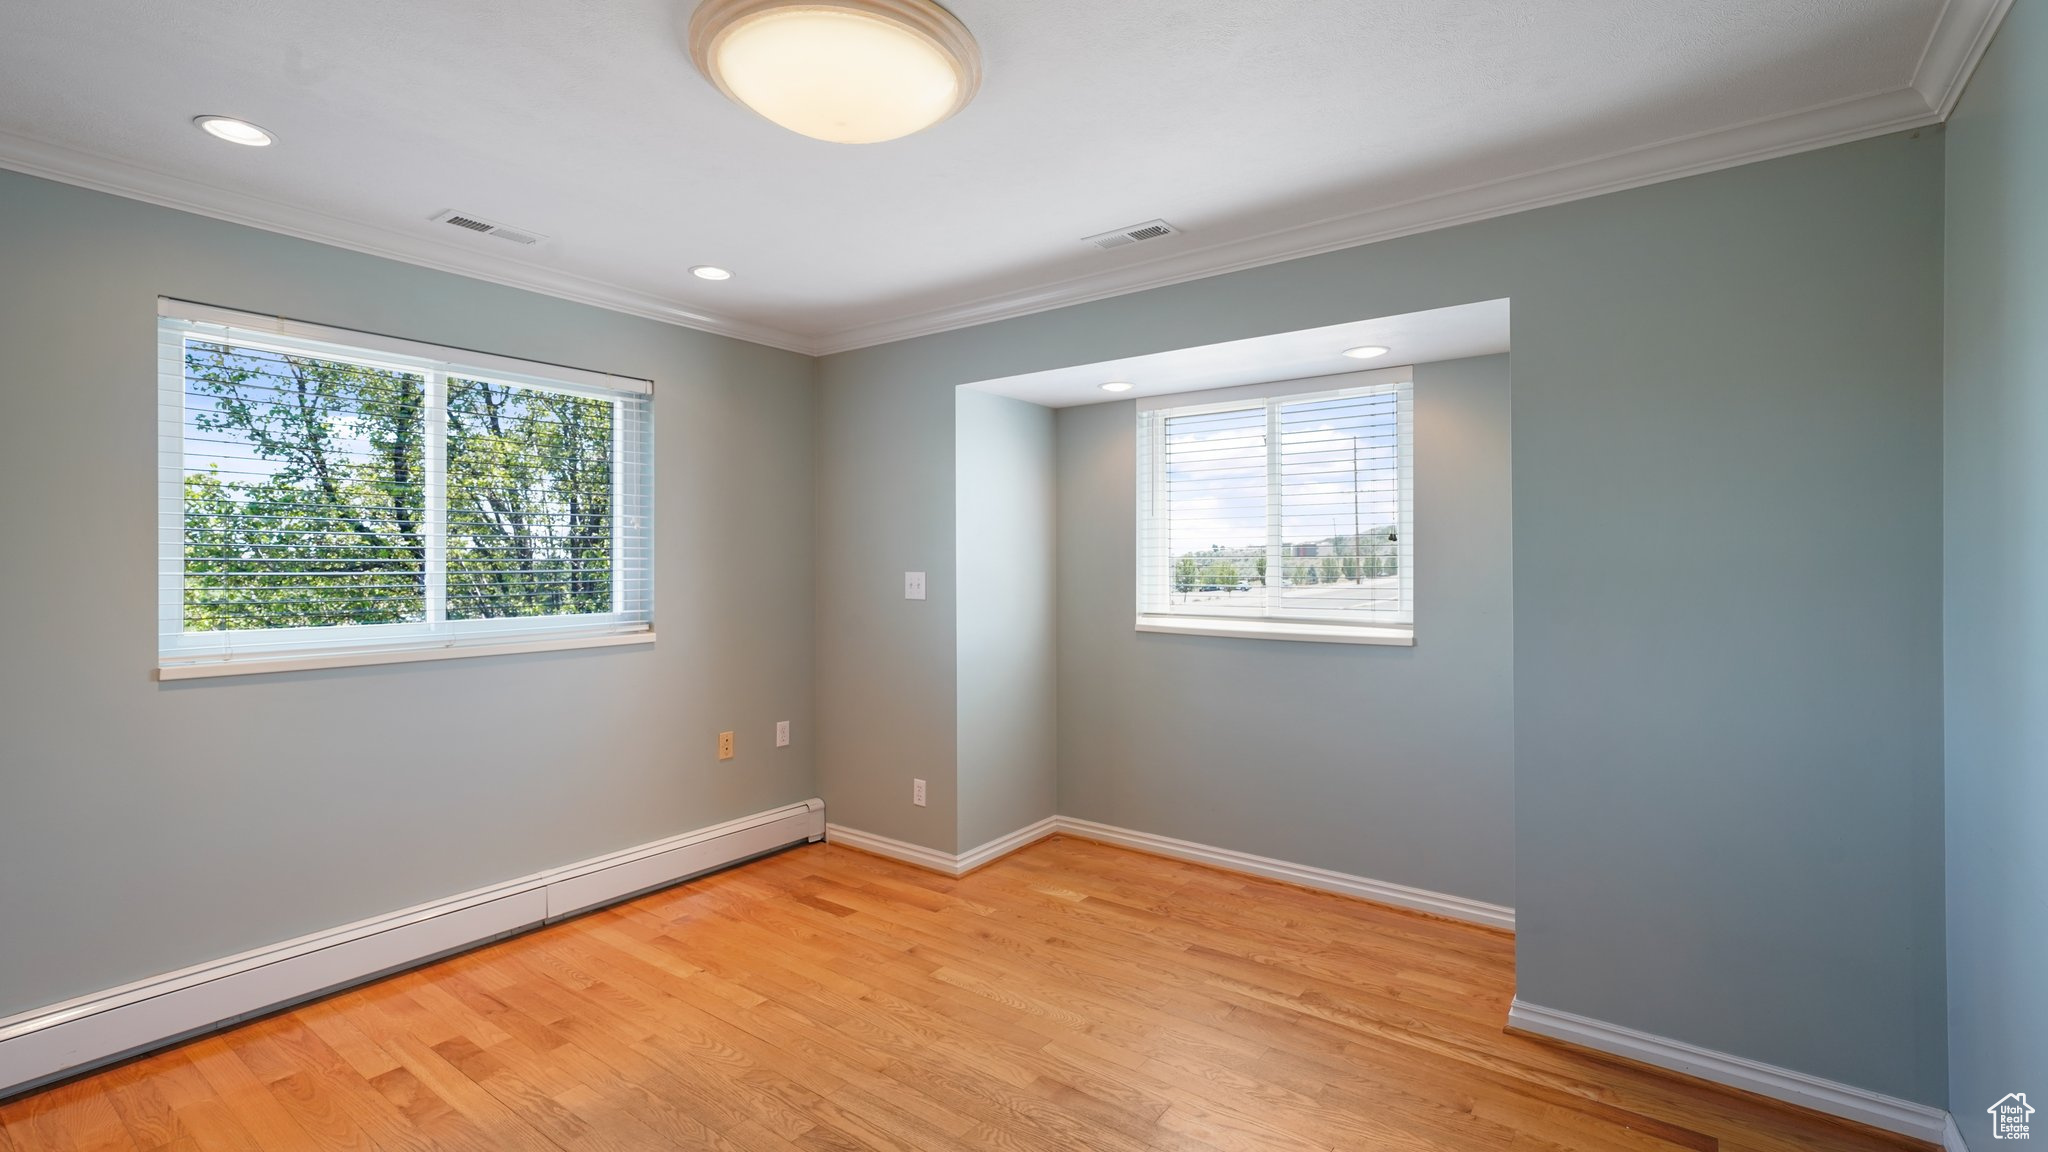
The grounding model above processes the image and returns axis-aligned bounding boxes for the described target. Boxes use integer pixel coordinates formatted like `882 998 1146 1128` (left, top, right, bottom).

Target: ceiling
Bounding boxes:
963 300 1509 408
0 1 2007 355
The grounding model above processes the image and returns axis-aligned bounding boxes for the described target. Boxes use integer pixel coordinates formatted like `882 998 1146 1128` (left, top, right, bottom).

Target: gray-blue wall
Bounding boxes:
956 390 1057 850
1056 355 1514 906
1943 3 2048 1144
815 131 1946 1104
815 341 963 851
0 169 820 1017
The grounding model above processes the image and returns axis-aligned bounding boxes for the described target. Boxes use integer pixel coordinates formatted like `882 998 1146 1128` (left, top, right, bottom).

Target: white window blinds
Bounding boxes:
158 299 653 675
1136 369 1413 640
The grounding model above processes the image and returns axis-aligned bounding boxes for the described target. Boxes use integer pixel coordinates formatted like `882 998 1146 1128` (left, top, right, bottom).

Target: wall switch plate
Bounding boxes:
913 778 927 807
775 720 790 748
717 731 734 761
904 571 926 600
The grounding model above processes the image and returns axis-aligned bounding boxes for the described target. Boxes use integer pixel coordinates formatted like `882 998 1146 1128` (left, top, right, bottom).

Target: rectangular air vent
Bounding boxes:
1083 219 1181 250
431 210 548 246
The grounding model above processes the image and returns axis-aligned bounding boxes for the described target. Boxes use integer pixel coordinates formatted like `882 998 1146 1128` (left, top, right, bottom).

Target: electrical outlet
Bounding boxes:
904 571 926 600
717 731 734 761
775 720 790 748
913 778 927 807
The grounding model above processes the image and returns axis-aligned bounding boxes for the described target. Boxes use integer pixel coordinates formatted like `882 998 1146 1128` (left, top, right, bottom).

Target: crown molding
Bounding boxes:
0 130 819 355
813 87 1941 354
0 0 2008 361
813 0 2008 354
1912 0 2013 118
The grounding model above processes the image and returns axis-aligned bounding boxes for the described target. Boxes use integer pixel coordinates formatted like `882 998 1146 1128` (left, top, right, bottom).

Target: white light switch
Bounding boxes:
775 720 790 748
904 571 926 600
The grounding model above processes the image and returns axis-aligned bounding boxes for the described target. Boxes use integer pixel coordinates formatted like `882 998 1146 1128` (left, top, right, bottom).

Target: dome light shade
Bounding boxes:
689 0 981 144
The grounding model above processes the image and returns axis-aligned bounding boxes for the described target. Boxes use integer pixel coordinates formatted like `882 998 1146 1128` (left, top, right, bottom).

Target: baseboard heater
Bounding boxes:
0 798 825 1099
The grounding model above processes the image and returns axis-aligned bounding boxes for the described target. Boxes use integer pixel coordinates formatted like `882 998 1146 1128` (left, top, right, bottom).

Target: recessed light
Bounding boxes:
1342 345 1390 360
1100 381 1134 393
688 0 982 144
690 265 733 281
193 116 273 147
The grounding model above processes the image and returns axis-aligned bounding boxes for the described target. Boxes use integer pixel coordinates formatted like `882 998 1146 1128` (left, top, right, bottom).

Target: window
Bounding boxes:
158 299 653 678
1136 368 1413 644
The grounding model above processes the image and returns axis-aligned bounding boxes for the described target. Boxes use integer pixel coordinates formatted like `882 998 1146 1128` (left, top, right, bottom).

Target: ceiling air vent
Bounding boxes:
1083 219 1181 250
431 209 548 247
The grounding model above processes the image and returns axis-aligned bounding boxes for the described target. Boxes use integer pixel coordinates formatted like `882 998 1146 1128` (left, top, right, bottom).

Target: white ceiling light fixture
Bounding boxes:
1100 381 1134 393
192 115 273 147
690 265 734 281
687 0 981 144
1342 345 1390 360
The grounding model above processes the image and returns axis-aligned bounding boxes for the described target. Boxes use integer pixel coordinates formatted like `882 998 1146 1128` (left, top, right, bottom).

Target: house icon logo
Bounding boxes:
1990 1093 2035 1140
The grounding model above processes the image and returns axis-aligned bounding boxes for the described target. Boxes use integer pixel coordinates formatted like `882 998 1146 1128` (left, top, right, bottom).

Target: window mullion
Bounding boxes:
425 369 448 628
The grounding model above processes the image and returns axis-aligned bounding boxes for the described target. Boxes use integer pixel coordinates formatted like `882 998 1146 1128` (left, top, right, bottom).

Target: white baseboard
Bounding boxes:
957 816 1063 873
1506 998 1950 1144
826 815 1513 930
1057 817 1515 930
1944 1111 1970 1152
0 798 825 1099
824 823 962 873
825 815 1061 877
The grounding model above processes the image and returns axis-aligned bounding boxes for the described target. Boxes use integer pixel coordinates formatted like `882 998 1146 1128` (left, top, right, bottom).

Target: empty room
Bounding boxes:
0 1 2041 1149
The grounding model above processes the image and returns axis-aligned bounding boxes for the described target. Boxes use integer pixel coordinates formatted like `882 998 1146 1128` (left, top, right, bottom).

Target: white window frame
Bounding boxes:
157 298 655 679
1135 367 1414 646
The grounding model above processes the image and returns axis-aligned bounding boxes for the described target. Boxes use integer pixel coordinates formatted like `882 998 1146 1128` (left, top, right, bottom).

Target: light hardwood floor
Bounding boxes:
0 835 1929 1152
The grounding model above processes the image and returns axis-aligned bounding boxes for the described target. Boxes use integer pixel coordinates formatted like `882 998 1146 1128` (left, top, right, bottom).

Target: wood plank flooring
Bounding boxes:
0 835 1930 1151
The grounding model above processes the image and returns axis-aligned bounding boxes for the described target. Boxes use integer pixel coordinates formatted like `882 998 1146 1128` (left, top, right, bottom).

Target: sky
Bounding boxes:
1159 391 1403 556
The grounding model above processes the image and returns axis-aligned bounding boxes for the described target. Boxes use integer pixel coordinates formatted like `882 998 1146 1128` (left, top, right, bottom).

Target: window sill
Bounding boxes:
158 630 655 681
1134 616 1413 646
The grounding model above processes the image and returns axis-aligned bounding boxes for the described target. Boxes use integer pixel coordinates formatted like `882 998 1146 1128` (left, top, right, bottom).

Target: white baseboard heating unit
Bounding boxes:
0 798 825 1098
